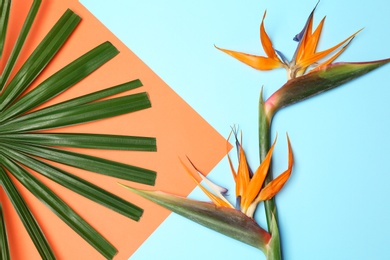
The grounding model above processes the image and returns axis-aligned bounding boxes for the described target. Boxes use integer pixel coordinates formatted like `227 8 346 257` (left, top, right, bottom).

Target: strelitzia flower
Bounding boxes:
120 132 293 257
216 5 390 122
225 130 293 217
178 131 293 218
216 5 360 80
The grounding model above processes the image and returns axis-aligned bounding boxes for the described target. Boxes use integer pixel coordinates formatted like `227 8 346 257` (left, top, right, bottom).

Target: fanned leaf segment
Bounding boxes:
0 1 156 259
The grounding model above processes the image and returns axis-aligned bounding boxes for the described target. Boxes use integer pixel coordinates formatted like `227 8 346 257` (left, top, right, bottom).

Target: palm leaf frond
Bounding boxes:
0 1 157 258
0 41 119 122
1 148 144 220
0 0 11 61
0 0 41 91
0 8 81 110
0 204 10 260
0 154 118 259
0 167 55 260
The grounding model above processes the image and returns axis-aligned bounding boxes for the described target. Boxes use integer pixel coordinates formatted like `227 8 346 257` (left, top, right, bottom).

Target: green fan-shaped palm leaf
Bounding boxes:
0 1 156 259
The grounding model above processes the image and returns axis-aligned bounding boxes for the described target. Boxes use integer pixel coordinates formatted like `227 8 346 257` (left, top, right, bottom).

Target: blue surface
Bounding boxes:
80 1 390 259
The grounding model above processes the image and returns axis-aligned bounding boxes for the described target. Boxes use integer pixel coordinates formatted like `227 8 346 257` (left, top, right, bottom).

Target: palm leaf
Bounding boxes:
0 133 156 151
0 8 81 110
5 79 144 125
0 92 151 133
0 41 119 122
1 148 144 220
0 204 10 260
0 167 55 260
5 142 156 185
0 153 117 259
0 0 11 61
0 0 41 91
0 1 157 258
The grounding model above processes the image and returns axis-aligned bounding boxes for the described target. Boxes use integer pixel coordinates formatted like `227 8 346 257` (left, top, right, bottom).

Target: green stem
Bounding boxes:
259 89 281 260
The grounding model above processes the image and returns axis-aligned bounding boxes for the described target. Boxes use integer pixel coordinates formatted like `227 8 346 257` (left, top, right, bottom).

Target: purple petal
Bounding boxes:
293 1 320 42
275 49 290 64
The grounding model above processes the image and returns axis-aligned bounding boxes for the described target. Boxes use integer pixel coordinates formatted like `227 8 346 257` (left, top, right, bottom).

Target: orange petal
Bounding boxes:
312 36 355 71
257 135 293 201
302 17 326 59
236 139 251 198
295 11 315 63
241 136 277 212
216 46 283 70
298 29 362 69
260 11 278 60
180 158 233 208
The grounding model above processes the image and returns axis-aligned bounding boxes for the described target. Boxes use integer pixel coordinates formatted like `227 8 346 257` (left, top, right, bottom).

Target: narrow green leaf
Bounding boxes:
3 142 156 185
0 92 151 133
4 147 144 220
0 204 10 260
0 0 11 61
0 9 81 111
0 133 156 151
0 166 55 260
0 0 42 91
266 214 281 260
266 59 390 116
0 41 119 122
0 154 118 260
4 79 143 125
120 184 271 253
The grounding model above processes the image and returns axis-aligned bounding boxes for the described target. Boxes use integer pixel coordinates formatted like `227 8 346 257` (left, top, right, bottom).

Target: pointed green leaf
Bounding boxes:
4 79 143 125
0 92 151 133
0 204 10 260
0 167 55 260
266 214 281 260
0 0 11 61
0 154 117 260
0 0 42 91
0 133 156 151
3 142 156 185
0 9 81 110
266 59 390 115
0 41 119 122
120 185 271 253
3 147 144 220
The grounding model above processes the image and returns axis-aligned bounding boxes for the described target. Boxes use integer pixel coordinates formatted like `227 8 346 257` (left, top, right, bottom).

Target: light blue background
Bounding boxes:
80 1 390 259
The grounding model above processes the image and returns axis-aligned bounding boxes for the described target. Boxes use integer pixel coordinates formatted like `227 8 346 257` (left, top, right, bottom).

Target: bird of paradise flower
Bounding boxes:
216 3 360 79
122 4 390 260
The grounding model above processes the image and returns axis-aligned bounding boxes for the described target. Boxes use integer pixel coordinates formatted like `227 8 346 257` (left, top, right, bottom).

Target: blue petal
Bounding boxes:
275 49 290 64
293 1 320 42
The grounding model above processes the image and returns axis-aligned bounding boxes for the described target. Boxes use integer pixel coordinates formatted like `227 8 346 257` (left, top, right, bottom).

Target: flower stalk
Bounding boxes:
259 90 281 259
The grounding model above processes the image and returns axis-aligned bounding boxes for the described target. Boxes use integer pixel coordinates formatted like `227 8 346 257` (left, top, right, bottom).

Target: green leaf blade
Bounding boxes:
0 133 156 151
0 0 11 61
4 142 156 185
0 154 118 259
0 204 10 260
0 41 119 122
0 167 55 260
0 92 151 133
0 9 81 111
3 79 143 126
4 148 144 221
0 0 42 91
